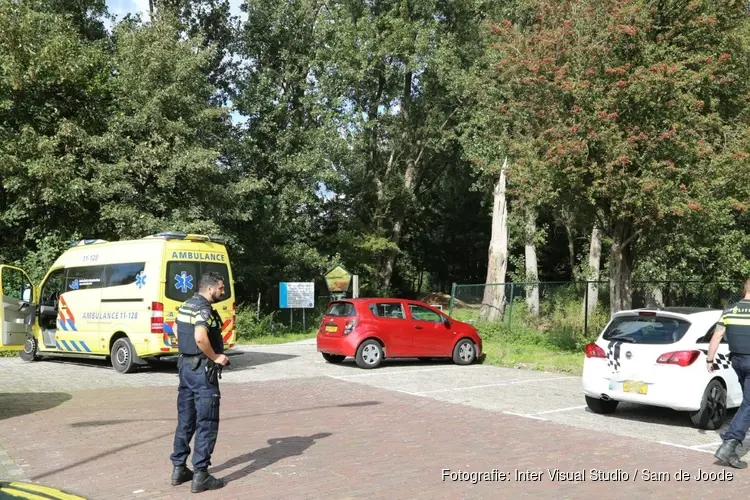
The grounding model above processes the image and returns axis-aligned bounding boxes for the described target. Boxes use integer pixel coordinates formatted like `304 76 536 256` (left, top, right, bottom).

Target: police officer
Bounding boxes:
169 271 229 492
708 277 750 469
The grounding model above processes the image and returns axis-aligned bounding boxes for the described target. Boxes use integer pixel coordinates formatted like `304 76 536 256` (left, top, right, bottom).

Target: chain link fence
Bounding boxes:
448 280 744 344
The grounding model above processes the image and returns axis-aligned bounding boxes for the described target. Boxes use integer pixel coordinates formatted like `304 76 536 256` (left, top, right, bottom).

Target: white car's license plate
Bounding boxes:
623 380 648 395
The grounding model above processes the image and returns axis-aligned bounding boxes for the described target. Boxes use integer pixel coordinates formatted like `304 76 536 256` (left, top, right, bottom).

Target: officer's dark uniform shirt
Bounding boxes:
719 299 750 355
176 294 224 356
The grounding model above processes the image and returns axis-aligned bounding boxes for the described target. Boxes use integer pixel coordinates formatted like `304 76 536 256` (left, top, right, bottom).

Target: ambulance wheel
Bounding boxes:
111 337 137 374
19 336 40 362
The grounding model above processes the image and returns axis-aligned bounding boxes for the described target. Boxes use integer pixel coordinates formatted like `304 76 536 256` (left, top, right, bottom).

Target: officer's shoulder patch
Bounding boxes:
199 308 211 322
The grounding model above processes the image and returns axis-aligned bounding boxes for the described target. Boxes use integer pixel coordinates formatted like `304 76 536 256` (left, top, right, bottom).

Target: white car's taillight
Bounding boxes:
656 350 700 367
585 343 606 358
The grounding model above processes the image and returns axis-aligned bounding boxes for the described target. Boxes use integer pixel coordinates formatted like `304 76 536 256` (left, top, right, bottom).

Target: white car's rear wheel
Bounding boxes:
689 379 727 430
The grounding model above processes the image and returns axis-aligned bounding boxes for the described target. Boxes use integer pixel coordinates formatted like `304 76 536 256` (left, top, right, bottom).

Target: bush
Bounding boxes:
235 305 321 341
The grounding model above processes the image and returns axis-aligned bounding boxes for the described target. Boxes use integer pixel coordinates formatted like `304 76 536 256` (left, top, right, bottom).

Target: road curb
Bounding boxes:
0 444 29 482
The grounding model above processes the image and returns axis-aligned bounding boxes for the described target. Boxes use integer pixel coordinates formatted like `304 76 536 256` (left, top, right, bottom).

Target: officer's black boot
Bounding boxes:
171 464 193 485
715 439 748 469
191 468 224 493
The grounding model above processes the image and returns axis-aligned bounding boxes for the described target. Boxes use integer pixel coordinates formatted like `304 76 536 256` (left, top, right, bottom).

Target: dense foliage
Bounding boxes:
2 0 750 314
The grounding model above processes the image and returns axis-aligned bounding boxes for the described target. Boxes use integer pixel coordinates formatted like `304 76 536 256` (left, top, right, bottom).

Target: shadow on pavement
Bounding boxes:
332 358 455 369
0 393 72 421
39 401 378 481
69 401 380 428
41 351 298 374
210 432 333 483
586 401 738 437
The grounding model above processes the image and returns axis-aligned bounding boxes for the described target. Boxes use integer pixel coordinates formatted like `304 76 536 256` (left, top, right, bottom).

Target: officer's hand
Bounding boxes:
214 354 229 366
707 361 714 373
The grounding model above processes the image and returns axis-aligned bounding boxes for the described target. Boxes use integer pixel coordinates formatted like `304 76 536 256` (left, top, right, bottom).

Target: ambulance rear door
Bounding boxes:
0 265 37 350
162 251 234 348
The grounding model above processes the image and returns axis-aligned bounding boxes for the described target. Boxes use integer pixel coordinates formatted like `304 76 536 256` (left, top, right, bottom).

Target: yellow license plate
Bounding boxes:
325 325 338 333
623 380 648 395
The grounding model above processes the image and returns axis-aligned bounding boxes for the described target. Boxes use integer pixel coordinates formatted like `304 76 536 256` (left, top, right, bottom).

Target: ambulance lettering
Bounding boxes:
171 251 225 262
81 312 139 320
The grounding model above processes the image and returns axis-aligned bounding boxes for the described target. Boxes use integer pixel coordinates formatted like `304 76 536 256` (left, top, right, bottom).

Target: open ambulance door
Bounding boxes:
0 265 37 351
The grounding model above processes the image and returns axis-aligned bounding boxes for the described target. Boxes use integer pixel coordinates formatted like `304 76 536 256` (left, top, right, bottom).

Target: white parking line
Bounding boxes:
658 441 715 455
529 405 587 416
690 442 723 449
330 367 459 378
503 411 548 421
413 376 576 395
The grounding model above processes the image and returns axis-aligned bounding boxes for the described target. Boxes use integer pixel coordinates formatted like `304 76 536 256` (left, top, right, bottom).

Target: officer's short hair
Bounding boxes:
199 271 224 291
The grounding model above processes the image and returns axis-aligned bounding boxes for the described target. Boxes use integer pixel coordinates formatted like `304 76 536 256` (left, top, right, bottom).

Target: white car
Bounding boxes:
582 307 740 430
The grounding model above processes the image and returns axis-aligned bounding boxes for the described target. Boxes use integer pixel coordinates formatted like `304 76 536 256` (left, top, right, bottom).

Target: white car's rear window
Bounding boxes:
602 314 691 344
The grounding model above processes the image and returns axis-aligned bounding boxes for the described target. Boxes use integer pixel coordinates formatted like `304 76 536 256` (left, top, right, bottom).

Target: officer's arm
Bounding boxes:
707 323 725 363
194 309 220 362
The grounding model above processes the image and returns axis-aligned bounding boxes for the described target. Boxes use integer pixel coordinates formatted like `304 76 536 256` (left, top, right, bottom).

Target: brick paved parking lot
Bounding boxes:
2 343 750 499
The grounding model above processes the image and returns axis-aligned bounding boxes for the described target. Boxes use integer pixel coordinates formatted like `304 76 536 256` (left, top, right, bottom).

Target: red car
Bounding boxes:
316 298 482 369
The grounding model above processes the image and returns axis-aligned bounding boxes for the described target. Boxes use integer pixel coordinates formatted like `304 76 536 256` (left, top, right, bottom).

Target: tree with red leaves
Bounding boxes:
480 0 750 312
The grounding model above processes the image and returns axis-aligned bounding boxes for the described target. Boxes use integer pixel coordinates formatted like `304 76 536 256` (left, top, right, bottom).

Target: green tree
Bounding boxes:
0 0 112 279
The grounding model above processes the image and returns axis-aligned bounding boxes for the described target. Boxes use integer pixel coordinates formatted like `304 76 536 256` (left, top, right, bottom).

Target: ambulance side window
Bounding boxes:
65 265 104 291
104 263 145 287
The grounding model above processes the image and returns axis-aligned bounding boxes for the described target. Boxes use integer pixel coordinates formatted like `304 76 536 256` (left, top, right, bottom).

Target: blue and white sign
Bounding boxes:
279 282 315 308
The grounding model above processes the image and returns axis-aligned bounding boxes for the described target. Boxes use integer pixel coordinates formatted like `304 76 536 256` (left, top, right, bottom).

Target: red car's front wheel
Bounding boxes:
452 339 476 365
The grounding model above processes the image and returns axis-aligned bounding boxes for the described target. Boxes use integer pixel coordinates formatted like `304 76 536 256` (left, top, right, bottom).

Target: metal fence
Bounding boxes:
448 280 744 340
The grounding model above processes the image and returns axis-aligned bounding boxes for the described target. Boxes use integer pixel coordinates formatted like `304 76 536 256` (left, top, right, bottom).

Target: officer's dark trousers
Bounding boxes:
170 357 221 470
722 355 750 442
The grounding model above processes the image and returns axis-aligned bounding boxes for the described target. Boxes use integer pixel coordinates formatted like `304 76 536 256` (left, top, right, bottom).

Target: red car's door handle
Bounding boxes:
415 325 423 329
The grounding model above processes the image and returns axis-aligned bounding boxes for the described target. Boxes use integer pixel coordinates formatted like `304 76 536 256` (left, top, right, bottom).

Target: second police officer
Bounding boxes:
169 271 230 493
708 277 750 469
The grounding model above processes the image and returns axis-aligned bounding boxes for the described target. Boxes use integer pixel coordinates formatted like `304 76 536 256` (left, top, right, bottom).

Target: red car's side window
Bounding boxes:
409 305 442 322
369 303 406 319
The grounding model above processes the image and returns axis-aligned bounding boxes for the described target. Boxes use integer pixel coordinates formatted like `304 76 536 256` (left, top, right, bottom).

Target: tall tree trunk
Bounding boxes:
524 208 539 317
644 287 664 308
583 224 602 319
379 70 415 291
560 208 576 275
610 220 635 313
479 159 509 322
379 158 416 291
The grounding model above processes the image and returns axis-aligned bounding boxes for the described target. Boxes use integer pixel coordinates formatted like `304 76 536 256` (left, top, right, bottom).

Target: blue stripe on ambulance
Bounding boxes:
58 319 68 331
66 319 77 332
55 340 92 352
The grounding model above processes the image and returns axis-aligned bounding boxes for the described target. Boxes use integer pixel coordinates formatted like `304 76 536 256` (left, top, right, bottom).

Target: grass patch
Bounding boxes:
449 289 611 375
0 350 19 358
480 337 583 375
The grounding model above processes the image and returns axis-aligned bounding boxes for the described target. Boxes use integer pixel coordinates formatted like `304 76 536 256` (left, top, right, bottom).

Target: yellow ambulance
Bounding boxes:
0 232 237 373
